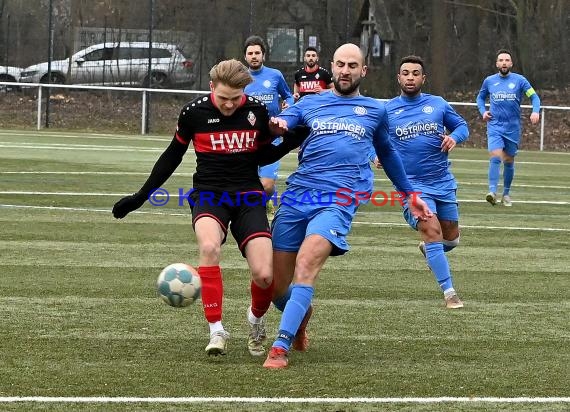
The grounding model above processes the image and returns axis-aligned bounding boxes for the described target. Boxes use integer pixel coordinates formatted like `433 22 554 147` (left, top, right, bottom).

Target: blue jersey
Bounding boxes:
245 66 294 117
385 93 469 197
277 90 413 197
476 72 540 141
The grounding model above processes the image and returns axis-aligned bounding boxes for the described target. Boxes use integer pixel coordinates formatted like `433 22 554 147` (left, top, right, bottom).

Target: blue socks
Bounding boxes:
425 242 454 293
503 162 514 195
274 285 314 351
489 157 516 195
488 157 501 193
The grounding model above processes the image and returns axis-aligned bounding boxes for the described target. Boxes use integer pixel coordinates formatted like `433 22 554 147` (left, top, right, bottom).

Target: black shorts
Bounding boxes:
189 190 271 257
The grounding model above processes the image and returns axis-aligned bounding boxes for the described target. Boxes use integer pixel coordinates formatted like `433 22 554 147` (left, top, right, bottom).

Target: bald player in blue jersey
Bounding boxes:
476 49 540 207
262 43 433 369
243 35 295 207
386 55 469 309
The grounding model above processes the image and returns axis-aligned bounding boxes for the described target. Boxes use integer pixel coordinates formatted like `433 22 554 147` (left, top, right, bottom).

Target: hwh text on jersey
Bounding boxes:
203 130 257 153
300 80 321 91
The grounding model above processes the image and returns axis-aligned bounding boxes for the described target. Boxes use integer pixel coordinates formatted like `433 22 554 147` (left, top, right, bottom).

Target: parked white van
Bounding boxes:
19 42 195 88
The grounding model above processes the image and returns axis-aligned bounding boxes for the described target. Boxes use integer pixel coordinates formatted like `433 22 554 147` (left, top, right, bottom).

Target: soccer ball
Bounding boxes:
156 263 201 307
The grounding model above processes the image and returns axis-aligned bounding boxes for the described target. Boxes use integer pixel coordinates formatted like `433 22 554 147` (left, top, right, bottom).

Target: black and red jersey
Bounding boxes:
175 93 272 193
294 65 333 98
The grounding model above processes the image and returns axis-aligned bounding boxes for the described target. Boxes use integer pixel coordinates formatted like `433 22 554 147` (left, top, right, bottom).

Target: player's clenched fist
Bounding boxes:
112 193 146 219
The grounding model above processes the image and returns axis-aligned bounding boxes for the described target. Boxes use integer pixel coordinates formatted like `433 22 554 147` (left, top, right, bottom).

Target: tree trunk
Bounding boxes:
430 0 447 95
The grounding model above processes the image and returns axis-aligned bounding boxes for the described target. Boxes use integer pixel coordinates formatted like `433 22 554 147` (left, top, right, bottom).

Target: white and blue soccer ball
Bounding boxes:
156 263 201 307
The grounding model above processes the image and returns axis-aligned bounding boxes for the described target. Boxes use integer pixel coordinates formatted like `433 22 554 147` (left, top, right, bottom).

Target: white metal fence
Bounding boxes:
446 101 570 152
2 81 569 151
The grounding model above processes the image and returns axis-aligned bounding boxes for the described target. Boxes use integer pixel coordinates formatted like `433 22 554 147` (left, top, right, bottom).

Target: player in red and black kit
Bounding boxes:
293 46 334 102
112 59 307 358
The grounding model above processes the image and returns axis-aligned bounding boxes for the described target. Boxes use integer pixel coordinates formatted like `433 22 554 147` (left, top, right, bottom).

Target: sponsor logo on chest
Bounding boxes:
193 129 259 153
300 80 321 90
210 130 257 152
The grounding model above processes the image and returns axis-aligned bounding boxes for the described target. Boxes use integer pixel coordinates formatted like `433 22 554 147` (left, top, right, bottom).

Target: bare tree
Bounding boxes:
430 0 447 94
0 0 567 93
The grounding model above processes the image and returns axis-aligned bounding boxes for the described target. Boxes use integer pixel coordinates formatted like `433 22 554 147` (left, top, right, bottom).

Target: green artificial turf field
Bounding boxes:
0 130 568 411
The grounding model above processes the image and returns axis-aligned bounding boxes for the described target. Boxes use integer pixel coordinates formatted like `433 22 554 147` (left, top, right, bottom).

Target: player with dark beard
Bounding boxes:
244 36 295 212
262 44 432 369
476 49 540 207
293 46 333 101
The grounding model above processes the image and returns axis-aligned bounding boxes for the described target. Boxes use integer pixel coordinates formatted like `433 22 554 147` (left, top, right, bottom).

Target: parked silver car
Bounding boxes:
0 65 22 90
19 42 195 88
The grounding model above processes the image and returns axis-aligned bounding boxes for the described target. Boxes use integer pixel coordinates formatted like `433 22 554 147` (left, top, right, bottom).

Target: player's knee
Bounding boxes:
490 156 501 165
247 248 273 286
442 235 460 252
503 160 514 168
251 268 272 287
199 241 221 261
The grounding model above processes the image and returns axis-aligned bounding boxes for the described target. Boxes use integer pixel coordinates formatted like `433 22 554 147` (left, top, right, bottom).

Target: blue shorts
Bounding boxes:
271 189 358 256
258 160 279 180
487 131 519 157
403 192 459 230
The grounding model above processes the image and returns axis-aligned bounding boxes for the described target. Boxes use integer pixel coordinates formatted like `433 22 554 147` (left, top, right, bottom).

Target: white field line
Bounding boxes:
1 204 568 232
0 396 568 404
448 181 570 189
0 191 569 205
0 204 188 216
351 221 570 232
0 143 164 153
1 141 570 166
458 199 570 204
0 192 135 196
1 129 569 157
0 141 156 149
0 171 194 176
451 158 570 166
0 131 170 142
1 171 569 190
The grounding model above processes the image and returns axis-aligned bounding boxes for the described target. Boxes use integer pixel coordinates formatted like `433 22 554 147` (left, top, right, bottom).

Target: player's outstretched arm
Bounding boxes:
372 113 414 194
372 114 433 221
269 116 289 135
257 126 310 166
112 137 188 219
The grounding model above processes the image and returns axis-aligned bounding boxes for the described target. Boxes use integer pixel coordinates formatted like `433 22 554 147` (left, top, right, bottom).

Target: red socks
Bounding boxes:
199 266 273 321
198 266 223 323
250 279 274 319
